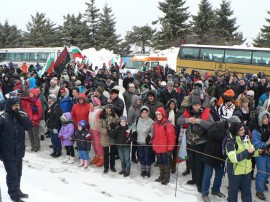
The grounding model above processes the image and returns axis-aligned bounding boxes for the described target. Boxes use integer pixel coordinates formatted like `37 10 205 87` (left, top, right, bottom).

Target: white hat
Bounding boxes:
161 81 166 86
246 90 254 97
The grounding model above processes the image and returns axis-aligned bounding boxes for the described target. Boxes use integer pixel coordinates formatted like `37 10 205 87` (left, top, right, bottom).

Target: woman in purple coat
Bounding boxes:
59 112 75 164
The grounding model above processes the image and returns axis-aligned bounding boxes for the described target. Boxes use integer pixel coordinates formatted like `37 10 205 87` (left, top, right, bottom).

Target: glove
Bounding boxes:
132 131 137 141
59 136 65 141
53 129 58 134
145 135 151 145
110 123 116 130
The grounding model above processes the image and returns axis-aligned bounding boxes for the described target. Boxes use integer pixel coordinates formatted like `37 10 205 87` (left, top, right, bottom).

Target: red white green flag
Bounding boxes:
108 55 123 68
38 55 54 77
71 47 84 60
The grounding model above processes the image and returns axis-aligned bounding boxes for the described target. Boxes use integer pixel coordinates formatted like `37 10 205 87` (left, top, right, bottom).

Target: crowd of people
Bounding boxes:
0 61 270 202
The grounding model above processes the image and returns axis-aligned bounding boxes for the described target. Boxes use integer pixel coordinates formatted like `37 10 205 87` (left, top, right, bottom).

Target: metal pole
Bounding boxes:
0 185 2 202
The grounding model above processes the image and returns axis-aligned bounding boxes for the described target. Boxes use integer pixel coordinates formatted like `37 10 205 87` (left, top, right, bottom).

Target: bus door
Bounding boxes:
215 62 226 73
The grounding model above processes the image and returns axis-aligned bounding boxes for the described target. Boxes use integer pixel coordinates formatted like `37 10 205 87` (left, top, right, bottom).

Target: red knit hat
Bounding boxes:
91 97 101 106
223 89 235 97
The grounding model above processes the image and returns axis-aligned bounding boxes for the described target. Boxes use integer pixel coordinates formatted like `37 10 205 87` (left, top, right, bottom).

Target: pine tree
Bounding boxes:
84 0 100 48
253 11 270 47
190 0 216 44
61 13 90 49
96 3 121 53
125 25 155 54
153 0 190 49
215 0 244 45
24 12 60 47
0 21 23 48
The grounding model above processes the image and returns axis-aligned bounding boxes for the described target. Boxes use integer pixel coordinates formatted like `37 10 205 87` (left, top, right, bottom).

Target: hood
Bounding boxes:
30 88 38 97
29 77 37 90
156 107 167 122
64 112 72 121
78 93 87 101
209 97 217 106
131 94 141 106
147 90 157 100
62 87 69 98
5 97 21 113
166 98 177 108
258 110 270 127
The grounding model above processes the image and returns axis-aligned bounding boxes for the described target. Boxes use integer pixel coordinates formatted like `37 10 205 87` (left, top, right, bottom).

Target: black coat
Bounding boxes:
112 96 124 117
46 102 62 130
74 129 91 151
201 120 228 168
0 100 32 161
115 125 130 147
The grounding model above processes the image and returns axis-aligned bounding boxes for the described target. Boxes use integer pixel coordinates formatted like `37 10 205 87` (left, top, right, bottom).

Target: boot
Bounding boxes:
145 170 151 178
182 168 191 176
11 198 25 202
161 165 171 185
54 152 62 158
84 160 89 169
90 156 99 165
67 157 75 164
78 159 84 167
155 165 165 182
63 155 70 163
141 170 146 177
18 190 29 199
256 192 266 200
95 158 104 167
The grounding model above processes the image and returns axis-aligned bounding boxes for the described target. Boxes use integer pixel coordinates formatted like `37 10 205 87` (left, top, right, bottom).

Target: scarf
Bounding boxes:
168 110 175 126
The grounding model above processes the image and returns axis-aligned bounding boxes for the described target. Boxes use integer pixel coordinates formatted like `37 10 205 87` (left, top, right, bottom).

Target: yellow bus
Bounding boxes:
176 44 270 76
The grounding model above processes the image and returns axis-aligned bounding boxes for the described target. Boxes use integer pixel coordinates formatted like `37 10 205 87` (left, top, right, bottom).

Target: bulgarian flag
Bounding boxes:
108 55 123 69
38 55 54 77
71 46 84 60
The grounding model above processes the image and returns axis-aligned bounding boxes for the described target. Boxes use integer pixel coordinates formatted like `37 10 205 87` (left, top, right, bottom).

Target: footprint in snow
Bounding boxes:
84 182 97 187
58 177 68 184
101 191 112 197
50 167 68 173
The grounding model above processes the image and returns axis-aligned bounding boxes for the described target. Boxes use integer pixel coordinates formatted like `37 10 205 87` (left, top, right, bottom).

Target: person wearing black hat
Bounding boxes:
177 97 213 193
107 86 124 117
105 75 115 92
144 90 163 120
226 122 260 202
0 97 32 202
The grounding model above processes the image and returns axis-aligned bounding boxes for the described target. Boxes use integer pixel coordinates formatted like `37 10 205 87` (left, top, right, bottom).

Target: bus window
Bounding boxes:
23 53 30 62
180 47 199 59
38 52 48 63
0 53 4 62
151 62 159 68
15 53 23 62
252 51 270 65
200 48 224 62
29 53 38 63
225 50 251 64
8 53 15 62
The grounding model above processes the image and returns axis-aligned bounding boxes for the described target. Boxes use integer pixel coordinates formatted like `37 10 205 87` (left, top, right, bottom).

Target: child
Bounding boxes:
59 112 75 164
73 120 91 168
115 116 131 177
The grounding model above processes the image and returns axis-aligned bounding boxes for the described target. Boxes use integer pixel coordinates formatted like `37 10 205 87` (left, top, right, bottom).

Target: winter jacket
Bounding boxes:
28 77 37 89
123 90 137 111
46 102 62 130
226 133 259 175
218 102 235 120
201 120 228 167
74 129 91 151
115 125 130 148
132 116 154 145
2 76 14 98
38 93 47 120
177 106 213 145
259 93 270 107
152 108 176 153
127 95 141 125
88 106 103 130
98 94 108 106
159 89 179 109
59 112 75 146
98 112 119 147
0 99 32 161
71 96 90 128
144 90 164 120
59 95 72 113
111 96 124 117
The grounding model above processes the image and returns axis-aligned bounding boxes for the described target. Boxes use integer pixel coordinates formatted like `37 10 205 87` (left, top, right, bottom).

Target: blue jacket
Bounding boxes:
252 129 268 150
59 96 73 113
0 98 32 161
258 93 269 106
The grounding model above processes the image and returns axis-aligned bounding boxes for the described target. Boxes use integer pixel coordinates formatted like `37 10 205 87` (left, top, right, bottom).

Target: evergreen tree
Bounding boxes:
190 0 216 44
215 0 244 45
24 12 61 47
96 3 121 53
125 25 155 54
253 11 270 47
0 21 23 48
153 0 190 49
61 13 90 49
84 0 100 48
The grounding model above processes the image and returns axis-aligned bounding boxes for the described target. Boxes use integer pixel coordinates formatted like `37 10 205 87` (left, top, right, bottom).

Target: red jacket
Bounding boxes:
152 107 176 154
71 97 90 129
22 89 43 126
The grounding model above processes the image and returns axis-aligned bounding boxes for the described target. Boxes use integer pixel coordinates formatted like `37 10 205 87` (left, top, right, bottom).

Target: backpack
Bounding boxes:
248 106 263 131
222 134 238 157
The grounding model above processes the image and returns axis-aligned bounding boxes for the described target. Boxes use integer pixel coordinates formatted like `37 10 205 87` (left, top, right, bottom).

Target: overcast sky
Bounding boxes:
1 0 268 43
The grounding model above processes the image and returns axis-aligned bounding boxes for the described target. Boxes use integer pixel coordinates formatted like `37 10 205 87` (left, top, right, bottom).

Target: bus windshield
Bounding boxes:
126 60 144 69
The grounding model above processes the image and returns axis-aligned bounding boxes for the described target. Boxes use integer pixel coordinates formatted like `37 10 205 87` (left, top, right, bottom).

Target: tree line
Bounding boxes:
0 0 269 54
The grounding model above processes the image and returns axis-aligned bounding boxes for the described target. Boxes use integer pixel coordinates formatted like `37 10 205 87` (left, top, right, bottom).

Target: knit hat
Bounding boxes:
50 77 58 85
105 104 113 109
128 83 135 88
227 115 241 124
120 116 128 124
191 97 201 106
161 81 167 86
229 122 244 135
91 97 101 106
60 88 66 93
140 106 149 113
7 97 21 106
75 80 81 86
78 120 88 129
95 86 104 95
60 114 68 123
48 94 57 102
246 90 254 97
223 89 235 97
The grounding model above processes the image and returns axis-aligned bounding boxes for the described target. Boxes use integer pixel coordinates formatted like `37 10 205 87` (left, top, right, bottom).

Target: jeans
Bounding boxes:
228 173 252 202
49 130 62 153
255 155 270 192
137 144 152 167
78 150 89 160
202 163 224 195
156 153 170 166
117 146 131 173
